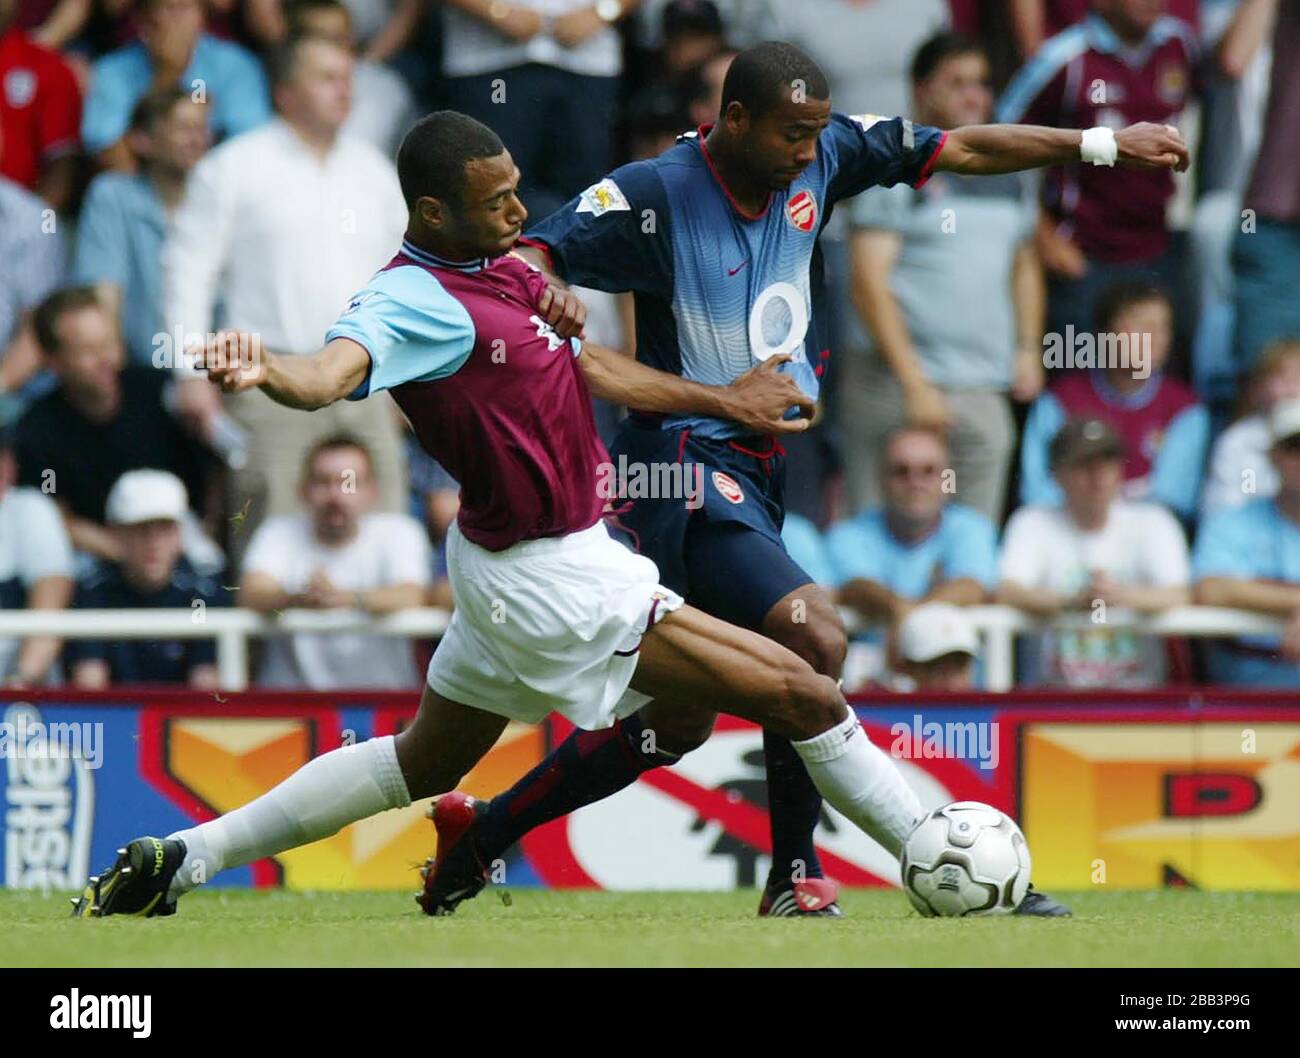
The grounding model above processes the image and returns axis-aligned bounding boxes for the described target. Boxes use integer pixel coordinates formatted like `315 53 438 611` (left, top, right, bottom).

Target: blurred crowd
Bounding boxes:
1 0 1299 691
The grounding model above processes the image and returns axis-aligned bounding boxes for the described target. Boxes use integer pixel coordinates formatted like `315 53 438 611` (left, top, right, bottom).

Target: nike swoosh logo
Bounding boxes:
727 260 750 276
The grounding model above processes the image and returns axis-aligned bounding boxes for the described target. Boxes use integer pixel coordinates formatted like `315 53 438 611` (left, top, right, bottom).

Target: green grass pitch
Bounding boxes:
4 889 1297 968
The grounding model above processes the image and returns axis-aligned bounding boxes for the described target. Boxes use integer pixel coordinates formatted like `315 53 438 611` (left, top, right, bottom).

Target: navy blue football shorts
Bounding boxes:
605 419 813 633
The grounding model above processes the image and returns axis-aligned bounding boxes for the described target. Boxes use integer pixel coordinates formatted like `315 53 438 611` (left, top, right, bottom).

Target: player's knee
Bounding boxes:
775 613 847 678
765 655 845 739
640 702 715 755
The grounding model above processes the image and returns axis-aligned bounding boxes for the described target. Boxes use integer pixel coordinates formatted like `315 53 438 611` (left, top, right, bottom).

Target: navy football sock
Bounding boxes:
763 729 825 887
475 713 676 861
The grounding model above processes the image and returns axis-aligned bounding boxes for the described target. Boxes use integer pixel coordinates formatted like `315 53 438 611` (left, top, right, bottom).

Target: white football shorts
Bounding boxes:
426 520 684 729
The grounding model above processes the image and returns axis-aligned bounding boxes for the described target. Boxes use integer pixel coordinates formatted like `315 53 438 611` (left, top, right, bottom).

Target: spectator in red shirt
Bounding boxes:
996 0 1197 338
0 0 80 210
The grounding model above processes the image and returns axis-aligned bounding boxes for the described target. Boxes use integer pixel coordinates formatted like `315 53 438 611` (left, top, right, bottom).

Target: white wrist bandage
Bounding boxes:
1080 126 1117 167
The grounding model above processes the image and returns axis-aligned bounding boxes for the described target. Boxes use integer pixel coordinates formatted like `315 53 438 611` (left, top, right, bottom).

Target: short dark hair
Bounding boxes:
1093 280 1173 333
396 110 506 209
720 41 829 120
282 0 349 35
33 286 103 356
265 33 347 88
129 86 196 134
303 433 373 478
910 32 986 84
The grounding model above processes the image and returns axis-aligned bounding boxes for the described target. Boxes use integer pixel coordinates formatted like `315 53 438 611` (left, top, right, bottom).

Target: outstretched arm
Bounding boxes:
198 333 371 410
580 342 814 435
934 121 1189 176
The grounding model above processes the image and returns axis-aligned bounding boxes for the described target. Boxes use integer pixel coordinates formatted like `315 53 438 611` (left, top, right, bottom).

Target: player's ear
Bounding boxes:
722 100 749 135
416 194 445 232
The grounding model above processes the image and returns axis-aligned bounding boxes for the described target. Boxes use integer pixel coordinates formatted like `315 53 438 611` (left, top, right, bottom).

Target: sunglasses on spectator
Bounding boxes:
887 463 943 479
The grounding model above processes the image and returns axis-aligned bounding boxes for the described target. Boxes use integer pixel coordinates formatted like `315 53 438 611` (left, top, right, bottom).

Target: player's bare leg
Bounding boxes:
75 684 506 918
629 604 925 857
635 604 1070 917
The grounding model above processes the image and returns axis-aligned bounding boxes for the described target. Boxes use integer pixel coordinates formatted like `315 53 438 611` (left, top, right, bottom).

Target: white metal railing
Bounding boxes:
0 605 1285 692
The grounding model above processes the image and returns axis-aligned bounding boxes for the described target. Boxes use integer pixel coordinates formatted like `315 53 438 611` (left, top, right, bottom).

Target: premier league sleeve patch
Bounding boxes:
575 178 631 216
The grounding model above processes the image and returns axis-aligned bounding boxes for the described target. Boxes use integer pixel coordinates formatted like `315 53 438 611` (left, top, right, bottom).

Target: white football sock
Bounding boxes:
166 735 410 897
792 711 924 858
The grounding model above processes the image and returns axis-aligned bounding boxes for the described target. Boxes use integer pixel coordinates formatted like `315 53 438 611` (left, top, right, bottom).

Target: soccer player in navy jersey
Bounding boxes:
424 41 1186 918
70 110 920 919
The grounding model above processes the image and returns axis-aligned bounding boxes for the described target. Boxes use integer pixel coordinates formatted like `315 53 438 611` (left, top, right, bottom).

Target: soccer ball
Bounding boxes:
900 801 1031 917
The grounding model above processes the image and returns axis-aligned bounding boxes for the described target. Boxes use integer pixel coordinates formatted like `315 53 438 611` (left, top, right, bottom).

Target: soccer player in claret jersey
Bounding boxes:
423 41 1187 918
74 53 1185 919
70 110 913 919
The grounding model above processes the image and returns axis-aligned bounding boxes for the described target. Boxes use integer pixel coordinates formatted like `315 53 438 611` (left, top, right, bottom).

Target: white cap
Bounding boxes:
1270 399 1300 444
897 602 978 664
105 469 188 526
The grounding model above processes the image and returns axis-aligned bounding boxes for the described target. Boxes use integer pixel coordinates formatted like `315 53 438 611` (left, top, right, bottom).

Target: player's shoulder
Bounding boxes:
581 156 672 211
350 261 471 317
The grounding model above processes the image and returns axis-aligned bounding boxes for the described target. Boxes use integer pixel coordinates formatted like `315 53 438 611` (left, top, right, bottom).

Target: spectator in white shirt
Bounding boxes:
240 434 432 689
282 0 417 157
0 424 73 685
1201 338 1300 516
162 34 409 557
998 418 1191 688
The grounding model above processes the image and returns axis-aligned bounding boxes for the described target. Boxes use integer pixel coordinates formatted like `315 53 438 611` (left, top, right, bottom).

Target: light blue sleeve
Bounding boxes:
326 266 475 399
1019 391 1065 506
1149 402 1210 520
942 507 999 590
825 516 888 588
81 51 142 153
1193 507 1257 580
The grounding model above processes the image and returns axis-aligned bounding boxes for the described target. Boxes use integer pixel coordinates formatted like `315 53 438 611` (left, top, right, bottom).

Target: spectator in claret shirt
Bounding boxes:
1195 398 1300 687
996 0 1198 337
1019 281 1209 520
67 470 222 688
82 0 270 170
0 0 80 211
